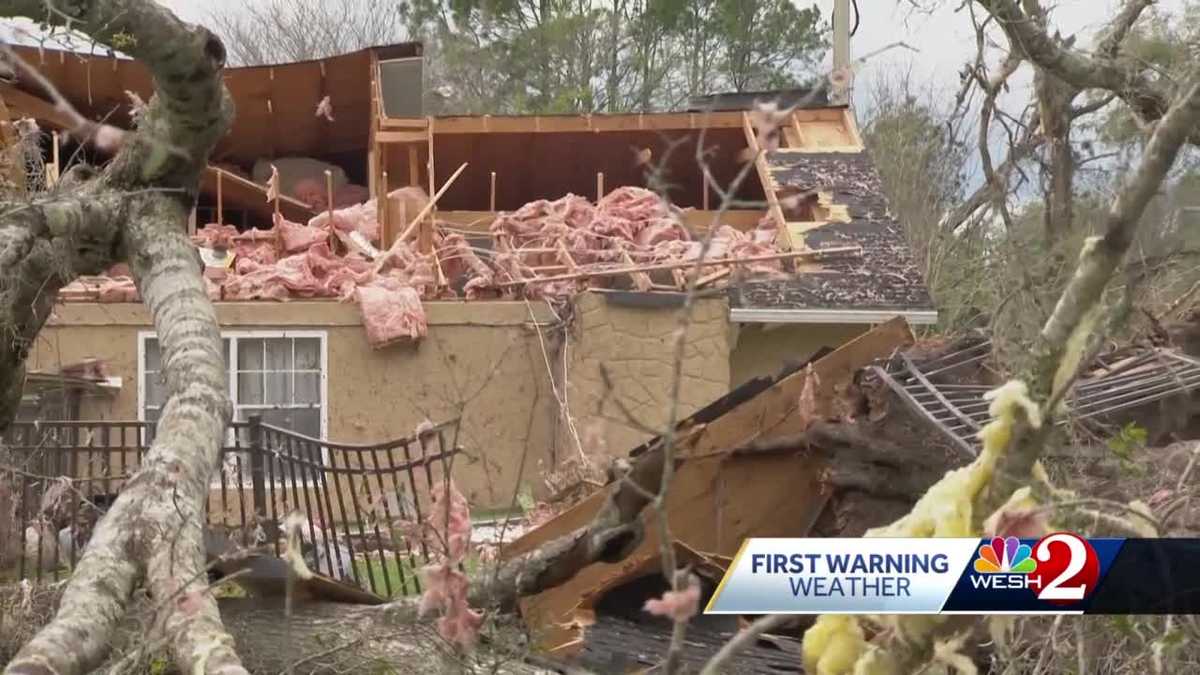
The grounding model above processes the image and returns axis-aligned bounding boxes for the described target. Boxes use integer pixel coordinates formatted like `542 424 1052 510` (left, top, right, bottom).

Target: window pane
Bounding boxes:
295 338 320 370
293 409 321 439
144 372 164 408
238 372 264 405
256 407 322 440
295 373 320 404
265 338 292 371
238 338 264 371
264 372 292 405
144 407 160 445
260 407 294 432
144 339 161 372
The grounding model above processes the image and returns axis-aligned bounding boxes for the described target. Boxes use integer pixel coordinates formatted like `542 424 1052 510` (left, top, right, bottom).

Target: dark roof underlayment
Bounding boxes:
730 150 936 315
687 86 831 112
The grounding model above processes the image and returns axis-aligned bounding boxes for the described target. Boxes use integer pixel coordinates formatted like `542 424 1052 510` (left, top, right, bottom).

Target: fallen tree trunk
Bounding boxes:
1 585 548 675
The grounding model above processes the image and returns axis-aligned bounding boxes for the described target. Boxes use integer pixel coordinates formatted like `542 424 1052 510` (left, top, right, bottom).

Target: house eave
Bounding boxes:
729 308 939 325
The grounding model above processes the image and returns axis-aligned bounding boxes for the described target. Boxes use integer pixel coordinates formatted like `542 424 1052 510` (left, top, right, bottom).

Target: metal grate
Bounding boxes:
872 339 1200 457
1 417 461 599
869 338 994 457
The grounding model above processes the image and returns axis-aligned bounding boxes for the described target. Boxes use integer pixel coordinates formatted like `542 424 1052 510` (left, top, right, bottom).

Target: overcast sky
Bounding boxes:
156 0 1184 106
11 0 1189 111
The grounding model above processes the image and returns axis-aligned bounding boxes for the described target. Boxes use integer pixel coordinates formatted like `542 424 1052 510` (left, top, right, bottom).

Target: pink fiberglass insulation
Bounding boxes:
192 223 238 249
356 279 427 348
275 213 330 254
307 200 380 244
58 185 789 346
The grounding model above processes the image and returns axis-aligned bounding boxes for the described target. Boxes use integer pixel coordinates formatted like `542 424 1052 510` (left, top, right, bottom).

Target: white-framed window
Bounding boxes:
137 330 328 443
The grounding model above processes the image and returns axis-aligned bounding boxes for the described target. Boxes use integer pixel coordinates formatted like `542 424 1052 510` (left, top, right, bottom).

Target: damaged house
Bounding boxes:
1 41 938 513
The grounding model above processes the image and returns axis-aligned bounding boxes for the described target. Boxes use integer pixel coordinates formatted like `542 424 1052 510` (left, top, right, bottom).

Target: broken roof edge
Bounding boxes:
382 105 851 135
7 41 421 72
730 307 939 325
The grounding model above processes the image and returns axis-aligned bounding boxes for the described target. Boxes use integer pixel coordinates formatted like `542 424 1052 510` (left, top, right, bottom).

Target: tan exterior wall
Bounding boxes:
28 297 864 512
558 292 732 463
32 301 560 509
729 322 868 388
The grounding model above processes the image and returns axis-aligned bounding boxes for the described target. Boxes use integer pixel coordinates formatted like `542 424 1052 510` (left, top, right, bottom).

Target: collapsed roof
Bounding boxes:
4 42 939 324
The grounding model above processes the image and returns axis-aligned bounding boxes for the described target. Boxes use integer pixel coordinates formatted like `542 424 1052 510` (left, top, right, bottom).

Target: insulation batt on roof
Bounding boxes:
55 187 805 348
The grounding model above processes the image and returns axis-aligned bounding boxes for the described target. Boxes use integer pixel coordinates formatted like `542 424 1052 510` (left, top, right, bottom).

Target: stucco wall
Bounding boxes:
728 322 867 388
28 297 862 512
30 301 560 509
559 292 732 463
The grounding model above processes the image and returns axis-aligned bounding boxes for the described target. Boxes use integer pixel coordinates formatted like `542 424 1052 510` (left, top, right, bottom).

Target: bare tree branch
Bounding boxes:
994 64 1200 500
1095 0 1156 58
0 195 123 423
974 0 1183 139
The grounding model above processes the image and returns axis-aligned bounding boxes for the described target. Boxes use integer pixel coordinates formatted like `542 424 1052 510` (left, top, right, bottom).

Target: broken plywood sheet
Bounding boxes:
515 451 826 655
682 316 914 456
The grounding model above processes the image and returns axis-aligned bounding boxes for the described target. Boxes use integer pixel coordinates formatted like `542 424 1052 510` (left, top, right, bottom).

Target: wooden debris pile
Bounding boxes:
503 318 917 657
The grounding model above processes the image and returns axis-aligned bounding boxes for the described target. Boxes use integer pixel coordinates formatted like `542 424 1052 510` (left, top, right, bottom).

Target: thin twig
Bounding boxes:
699 614 792 675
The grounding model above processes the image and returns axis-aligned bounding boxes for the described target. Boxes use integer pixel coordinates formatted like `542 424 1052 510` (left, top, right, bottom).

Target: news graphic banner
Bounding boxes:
705 534 1200 615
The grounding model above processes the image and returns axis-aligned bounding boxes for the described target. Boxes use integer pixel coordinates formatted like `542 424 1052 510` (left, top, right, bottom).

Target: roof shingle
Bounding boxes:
730 150 936 314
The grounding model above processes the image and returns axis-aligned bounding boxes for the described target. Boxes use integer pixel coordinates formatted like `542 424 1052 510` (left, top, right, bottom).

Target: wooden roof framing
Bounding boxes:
5 43 421 165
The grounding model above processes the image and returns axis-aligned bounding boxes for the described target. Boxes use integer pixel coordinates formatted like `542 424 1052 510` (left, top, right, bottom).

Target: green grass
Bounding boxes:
354 555 422 597
354 552 486 598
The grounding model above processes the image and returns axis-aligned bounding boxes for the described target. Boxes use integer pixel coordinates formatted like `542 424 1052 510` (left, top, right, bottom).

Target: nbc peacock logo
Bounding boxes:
974 536 1037 574
969 532 1102 603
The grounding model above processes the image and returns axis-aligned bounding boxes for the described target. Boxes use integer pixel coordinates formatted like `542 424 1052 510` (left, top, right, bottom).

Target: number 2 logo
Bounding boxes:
1030 532 1101 605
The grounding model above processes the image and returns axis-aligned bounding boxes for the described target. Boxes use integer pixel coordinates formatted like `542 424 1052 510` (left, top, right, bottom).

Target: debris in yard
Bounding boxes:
407 480 484 651
503 318 916 656
871 334 1200 454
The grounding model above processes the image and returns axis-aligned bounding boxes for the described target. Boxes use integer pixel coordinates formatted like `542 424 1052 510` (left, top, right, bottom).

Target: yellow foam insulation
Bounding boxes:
801 380 1044 675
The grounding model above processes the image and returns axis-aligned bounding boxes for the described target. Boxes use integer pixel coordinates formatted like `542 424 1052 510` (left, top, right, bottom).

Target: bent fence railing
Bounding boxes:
0 417 461 598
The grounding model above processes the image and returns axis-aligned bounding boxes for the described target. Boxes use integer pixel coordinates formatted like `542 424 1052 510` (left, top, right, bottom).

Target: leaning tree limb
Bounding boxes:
0 195 124 424
974 0 1187 141
991 65 1200 502
796 58 1200 675
474 444 667 613
0 1 241 674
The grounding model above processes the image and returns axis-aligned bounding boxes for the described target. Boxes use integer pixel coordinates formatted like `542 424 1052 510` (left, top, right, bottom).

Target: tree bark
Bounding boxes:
0 195 124 424
0 1 240 674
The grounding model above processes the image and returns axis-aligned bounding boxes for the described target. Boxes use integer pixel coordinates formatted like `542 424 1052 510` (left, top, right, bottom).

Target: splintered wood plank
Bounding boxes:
741 111 788 236
200 167 314 223
782 124 802 149
375 130 428 144
842 107 865 147
557 241 578 272
621 249 653 291
502 318 914 655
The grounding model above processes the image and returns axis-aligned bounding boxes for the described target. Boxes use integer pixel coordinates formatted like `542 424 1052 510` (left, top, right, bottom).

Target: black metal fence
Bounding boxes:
0 417 461 598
